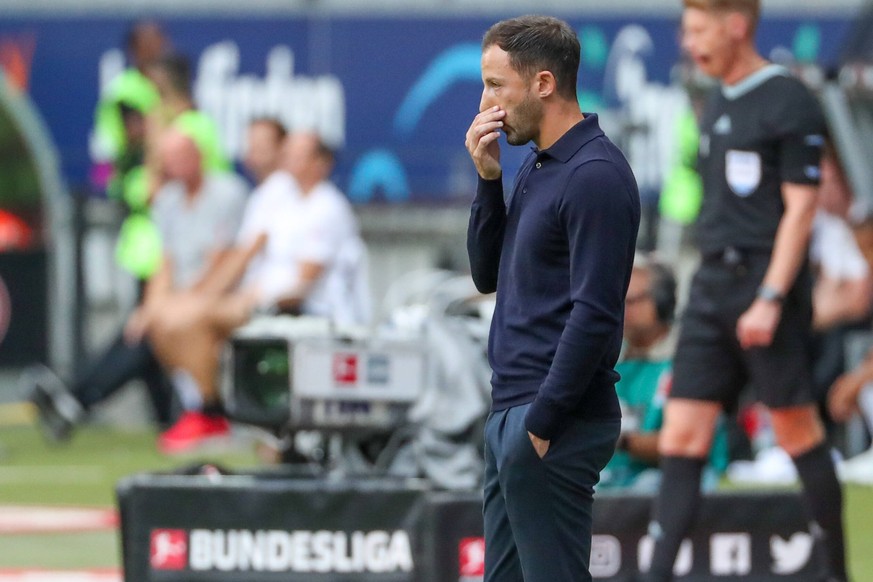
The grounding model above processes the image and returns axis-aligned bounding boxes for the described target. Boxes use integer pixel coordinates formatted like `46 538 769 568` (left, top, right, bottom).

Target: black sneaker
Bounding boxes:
22 365 82 443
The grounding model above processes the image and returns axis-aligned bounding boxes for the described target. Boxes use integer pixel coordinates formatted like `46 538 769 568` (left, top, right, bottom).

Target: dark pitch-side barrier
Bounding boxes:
118 473 817 582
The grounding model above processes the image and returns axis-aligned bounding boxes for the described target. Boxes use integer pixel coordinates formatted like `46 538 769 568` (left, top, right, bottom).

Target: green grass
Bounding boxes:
846 485 873 578
0 424 261 570
720 480 873 579
0 532 120 569
1 424 872 578
0 425 261 507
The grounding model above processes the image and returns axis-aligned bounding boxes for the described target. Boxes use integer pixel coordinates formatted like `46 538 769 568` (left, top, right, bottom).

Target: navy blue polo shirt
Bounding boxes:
467 114 640 439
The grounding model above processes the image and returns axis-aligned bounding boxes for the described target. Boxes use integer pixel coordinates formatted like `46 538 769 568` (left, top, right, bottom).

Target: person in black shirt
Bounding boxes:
643 1 849 581
466 15 640 581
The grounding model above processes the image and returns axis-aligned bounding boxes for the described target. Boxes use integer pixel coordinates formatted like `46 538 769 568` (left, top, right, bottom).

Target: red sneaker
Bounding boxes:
158 411 230 454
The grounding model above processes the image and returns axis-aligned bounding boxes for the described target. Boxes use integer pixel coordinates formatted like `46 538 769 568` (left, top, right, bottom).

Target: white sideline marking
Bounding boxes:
0 506 117 534
0 570 121 581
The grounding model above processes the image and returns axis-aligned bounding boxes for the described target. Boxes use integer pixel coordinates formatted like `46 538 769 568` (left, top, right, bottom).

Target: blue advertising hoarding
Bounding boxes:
0 14 853 203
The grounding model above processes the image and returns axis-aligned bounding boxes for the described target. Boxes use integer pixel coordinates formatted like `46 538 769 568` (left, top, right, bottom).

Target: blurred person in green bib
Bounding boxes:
116 53 231 281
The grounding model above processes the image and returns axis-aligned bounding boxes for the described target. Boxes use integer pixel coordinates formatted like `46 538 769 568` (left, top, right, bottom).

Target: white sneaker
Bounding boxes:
838 447 873 485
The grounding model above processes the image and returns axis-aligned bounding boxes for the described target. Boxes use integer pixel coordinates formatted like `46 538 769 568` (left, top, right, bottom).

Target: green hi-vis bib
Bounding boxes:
93 69 160 162
115 212 162 280
173 110 230 173
659 108 703 225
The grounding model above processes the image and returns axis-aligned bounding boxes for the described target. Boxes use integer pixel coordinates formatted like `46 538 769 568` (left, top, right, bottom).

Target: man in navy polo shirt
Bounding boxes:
465 15 640 581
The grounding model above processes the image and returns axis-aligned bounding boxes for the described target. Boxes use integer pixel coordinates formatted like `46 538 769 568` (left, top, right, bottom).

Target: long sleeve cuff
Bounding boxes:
524 396 569 440
476 176 504 204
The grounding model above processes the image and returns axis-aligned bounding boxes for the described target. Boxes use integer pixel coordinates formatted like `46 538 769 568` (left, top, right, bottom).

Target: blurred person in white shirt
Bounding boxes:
810 142 873 331
148 130 369 453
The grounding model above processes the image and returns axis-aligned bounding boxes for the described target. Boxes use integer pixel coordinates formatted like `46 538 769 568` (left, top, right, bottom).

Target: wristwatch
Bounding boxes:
756 285 785 304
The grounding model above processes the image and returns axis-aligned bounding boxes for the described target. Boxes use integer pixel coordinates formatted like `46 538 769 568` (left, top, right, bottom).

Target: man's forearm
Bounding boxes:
192 240 264 296
142 260 173 308
814 277 873 329
467 177 506 294
273 261 324 313
761 192 816 295
624 432 660 465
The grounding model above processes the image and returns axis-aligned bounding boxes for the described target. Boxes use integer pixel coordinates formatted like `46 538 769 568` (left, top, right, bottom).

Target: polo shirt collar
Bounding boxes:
535 113 604 163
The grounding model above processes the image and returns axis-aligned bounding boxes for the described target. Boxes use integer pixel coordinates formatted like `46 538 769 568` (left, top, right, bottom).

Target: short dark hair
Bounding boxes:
125 20 162 53
117 101 144 121
250 117 287 143
153 54 192 98
634 253 677 324
483 15 580 101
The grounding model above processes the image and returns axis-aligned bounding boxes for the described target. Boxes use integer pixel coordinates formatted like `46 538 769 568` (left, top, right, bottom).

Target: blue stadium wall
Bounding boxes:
0 15 854 203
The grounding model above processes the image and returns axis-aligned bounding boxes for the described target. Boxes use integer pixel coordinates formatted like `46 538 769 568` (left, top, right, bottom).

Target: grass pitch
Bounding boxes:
0 424 260 570
0 423 871 577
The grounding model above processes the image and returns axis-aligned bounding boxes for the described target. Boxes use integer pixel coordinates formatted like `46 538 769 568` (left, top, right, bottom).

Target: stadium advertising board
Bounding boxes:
120 475 817 581
118 475 425 582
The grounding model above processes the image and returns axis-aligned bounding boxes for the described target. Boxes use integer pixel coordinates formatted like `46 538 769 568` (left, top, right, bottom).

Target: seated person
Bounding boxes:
827 214 873 483
148 131 369 453
242 117 286 187
29 128 248 441
810 142 873 427
810 143 873 331
116 51 230 281
600 255 728 491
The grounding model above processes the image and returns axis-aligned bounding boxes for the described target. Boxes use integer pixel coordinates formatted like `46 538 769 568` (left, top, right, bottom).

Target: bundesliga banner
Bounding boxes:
428 492 817 582
118 474 425 582
119 474 817 582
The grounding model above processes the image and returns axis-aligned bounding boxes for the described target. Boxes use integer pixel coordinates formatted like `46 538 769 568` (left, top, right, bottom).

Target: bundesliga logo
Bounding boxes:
150 528 414 573
150 529 188 570
458 537 485 578
333 353 358 385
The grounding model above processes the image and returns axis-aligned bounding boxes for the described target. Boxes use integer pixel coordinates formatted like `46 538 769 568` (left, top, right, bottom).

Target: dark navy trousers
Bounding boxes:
483 403 619 582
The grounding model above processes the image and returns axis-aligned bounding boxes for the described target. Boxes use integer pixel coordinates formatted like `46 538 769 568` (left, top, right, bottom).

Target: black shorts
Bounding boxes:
671 249 815 409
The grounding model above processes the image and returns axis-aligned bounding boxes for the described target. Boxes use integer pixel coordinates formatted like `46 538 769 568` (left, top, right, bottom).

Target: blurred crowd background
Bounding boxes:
2 0 873 578
1 0 873 510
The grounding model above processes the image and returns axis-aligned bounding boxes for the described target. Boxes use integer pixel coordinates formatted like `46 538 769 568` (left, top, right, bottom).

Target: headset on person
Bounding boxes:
637 254 677 325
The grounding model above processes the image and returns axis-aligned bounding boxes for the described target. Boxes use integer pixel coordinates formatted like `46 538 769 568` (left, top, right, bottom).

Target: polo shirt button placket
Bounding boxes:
535 162 542 169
